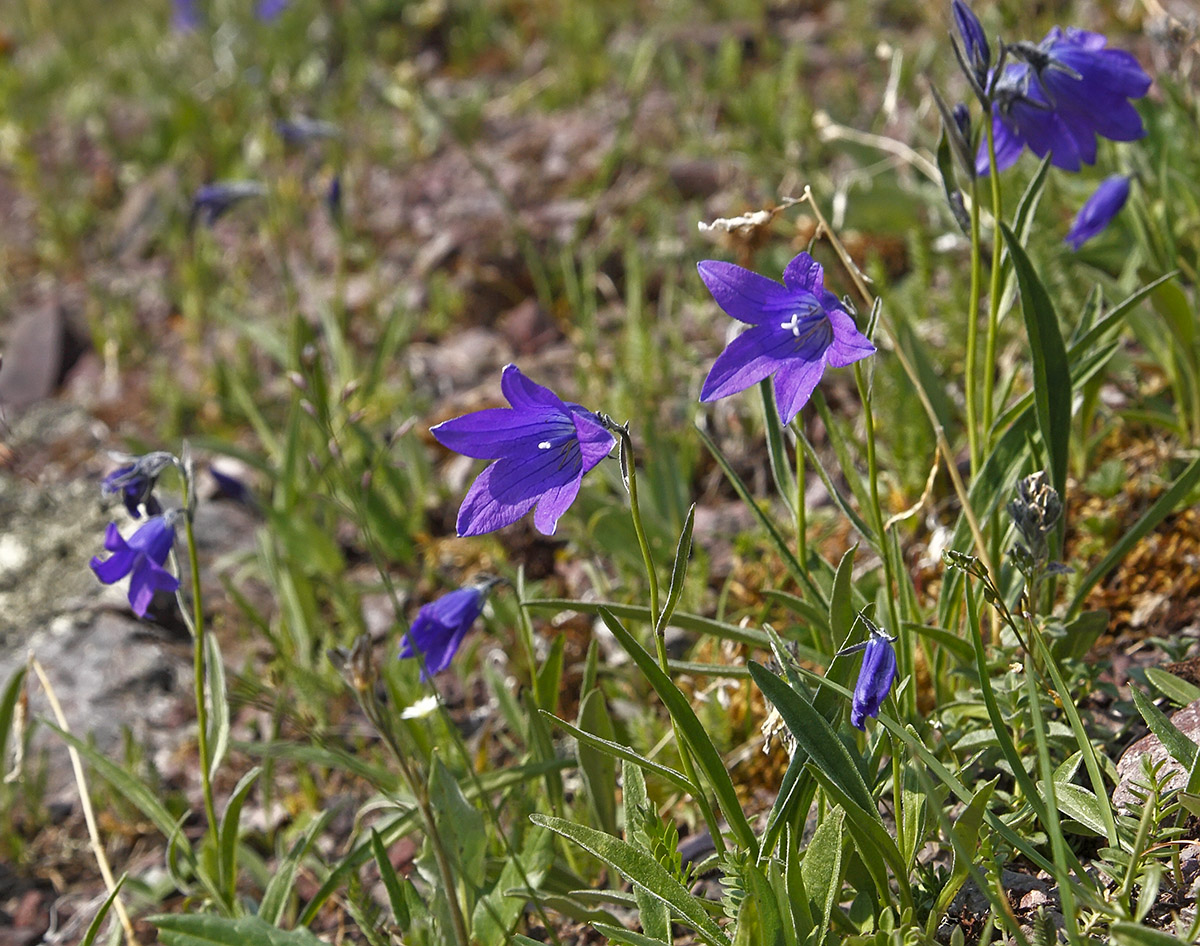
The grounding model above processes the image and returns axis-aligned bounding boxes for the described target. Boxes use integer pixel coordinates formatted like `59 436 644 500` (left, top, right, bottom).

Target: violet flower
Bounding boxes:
1064 175 1130 250
101 452 175 518
849 622 898 730
978 28 1151 175
90 514 181 618
697 252 876 425
399 578 500 679
256 0 289 20
172 0 202 32
951 0 991 91
431 365 614 536
190 180 266 228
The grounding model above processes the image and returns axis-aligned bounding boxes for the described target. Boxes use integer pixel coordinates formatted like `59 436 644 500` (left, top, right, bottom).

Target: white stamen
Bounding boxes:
780 312 803 336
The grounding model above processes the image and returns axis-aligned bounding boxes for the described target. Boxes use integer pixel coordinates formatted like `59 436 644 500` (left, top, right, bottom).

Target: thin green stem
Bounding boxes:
365 699 471 946
981 119 1005 441
795 434 808 569
617 425 726 857
181 512 219 870
965 174 984 474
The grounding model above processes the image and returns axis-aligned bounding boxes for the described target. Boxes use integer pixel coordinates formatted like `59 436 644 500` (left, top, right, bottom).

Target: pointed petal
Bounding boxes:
432 407 570 459
102 522 128 553
500 364 567 412
533 474 584 535
425 587 486 628
700 327 798 402
697 261 798 325
781 253 825 294
127 559 179 618
772 360 826 425
455 460 547 536
572 410 615 473
825 308 877 368
91 549 136 585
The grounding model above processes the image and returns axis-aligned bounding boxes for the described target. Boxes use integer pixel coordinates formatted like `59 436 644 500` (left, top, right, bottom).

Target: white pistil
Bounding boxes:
538 441 552 450
780 312 804 336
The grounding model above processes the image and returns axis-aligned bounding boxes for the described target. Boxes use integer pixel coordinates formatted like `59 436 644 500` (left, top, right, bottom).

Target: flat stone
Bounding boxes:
0 300 89 411
1113 698 1200 813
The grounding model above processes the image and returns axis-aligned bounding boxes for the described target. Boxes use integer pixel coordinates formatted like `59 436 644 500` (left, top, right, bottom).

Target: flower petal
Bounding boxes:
850 634 897 729
700 326 798 402
91 548 136 585
533 474 584 535
127 559 180 618
772 359 826 425
781 253 824 295
432 407 570 460
500 364 567 412
572 410 615 474
825 308 877 368
697 261 798 325
454 460 546 536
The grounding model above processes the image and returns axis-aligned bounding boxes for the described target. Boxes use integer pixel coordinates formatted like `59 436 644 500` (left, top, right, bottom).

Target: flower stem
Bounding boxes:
981 117 1005 442
965 174 984 475
181 510 219 883
795 434 808 569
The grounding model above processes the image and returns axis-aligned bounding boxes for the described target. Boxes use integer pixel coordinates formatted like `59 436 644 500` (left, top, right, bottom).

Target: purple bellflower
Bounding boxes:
190 180 267 229
1064 175 1131 250
101 452 175 518
697 252 876 425
399 578 501 679
90 514 181 618
951 0 991 91
172 0 202 31
256 0 289 20
847 618 898 730
977 28 1151 175
431 365 615 537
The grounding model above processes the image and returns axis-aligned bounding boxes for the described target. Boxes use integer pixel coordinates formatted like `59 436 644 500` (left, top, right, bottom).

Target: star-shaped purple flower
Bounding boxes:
978 27 1151 175
399 581 497 679
90 514 181 618
1064 175 1130 250
431 365 615 537
697 252 876 425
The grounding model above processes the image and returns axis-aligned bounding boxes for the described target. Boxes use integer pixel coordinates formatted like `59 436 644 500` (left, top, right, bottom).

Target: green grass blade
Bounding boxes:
599 609 757 855
151 914 328 946
218 766 262 909
523 598 769 648
79 874 127 946
530 815 731 946
1000 222 1071 512
543 711 693 794
261 809 337 925
657 504 696 637
746 662 878 819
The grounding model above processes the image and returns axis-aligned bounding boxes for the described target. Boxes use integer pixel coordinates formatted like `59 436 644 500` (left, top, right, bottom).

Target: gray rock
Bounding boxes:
1113 698 1200 813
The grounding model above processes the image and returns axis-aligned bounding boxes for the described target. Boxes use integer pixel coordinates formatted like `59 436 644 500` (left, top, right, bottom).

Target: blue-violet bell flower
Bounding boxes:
1064 175 1131 250
399 578 500 679
431 365 615 536
90 514 181 618
951 0 991 90
101 452 175 518
190 181 267 228
697 252 876 425
850 625 898 730
172 0 202 32
977 27 1151 175
256 0 289 21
